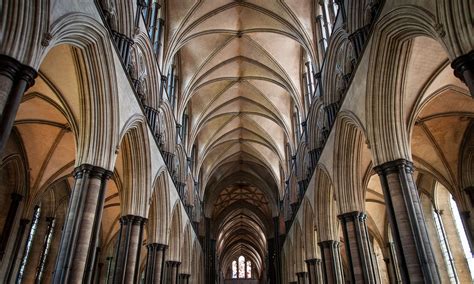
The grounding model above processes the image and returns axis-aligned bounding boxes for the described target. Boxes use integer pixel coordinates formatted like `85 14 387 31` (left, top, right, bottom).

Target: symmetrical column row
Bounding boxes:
113 215 147 284
52 164 113 283
144 243 168 283
338 211 378 283
286 157 446 284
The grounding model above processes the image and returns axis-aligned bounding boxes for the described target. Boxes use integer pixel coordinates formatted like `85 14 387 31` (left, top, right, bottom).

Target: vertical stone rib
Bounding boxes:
374 159 441 283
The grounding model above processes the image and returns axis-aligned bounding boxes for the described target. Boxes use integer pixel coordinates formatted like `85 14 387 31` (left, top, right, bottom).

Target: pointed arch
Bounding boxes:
314 165 339 241
148 167 170 244
117 115 151 217
333 111 368 213
46 13 120 170
168 201 183 261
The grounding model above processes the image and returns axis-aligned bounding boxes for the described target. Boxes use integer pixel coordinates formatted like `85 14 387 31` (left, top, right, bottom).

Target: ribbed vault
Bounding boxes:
166 0 316 279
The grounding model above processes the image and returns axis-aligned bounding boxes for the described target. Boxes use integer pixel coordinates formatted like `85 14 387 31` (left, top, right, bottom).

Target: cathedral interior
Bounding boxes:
0 0 473 283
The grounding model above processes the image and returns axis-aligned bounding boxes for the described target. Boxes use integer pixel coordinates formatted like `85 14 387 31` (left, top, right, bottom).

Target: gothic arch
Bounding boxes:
148 168 170 244
333 111 368 213
307 100 329 150
314 165 339 242
117 115 151 217
100 0 135 38
365 6 448 166
46 13 120 170
0 0 48 68
129 32 161 108
322 27 354 105
302 198 318 260
168 201 183 262
157 101 176 153
294 220 306 273
181 222 192 274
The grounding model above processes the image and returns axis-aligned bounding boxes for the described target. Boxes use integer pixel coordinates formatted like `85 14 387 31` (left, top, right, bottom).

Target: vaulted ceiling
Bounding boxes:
164 0 316 276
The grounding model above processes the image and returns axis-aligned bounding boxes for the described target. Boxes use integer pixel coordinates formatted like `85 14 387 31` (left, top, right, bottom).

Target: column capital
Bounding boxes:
296 271 308 277
451 50 473 81
337 210 367 222
0 55 37 87
373 158 414 175
305 258 321 265
119 214 148 225
318 240 340 248
146 242 168 251
73 164 113 180
166 260 181 267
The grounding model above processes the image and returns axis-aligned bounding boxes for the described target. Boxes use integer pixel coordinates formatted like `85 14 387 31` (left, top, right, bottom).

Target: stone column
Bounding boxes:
165 261 181 284
451 50 474 98
324 102 339 129
338 211 379 283
52 164 113 284
374 159 441 283
178 273 190 284
305 258 323 284
144 243 168 284
111 31 134 70
0 193 22 260
0 55 37 153
296 271 308 284
348 25 370 60
113 215 147 284
318 240 344 284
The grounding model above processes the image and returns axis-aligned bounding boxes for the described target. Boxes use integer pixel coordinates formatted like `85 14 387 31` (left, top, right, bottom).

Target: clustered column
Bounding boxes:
144 243 168 283
0 55 37 153
52 164 112 284
0 193 23 260
113 215 147 284
178 273 190 284
305 258 323 284
374 159 441 283
296 271 308 284
452 50 474 98
165 260 181 284
318 240 344 284
338 211 378 283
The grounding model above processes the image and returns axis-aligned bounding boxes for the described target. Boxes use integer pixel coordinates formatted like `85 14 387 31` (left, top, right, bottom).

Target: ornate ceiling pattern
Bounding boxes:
164 0 316 276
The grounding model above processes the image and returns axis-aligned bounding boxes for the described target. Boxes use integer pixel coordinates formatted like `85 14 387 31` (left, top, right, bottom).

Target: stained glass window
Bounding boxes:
232 260 237 279
450 195 474 280
238 256 245 278
246 260 251 278
17 206 41 282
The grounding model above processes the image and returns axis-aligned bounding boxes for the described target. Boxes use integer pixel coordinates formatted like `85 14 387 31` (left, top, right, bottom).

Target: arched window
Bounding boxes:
432 206 457 283
246 260 252 278
231 255 253 279
431 182 474 283
449 195 474 279
17 206 41 281
232 260 237 279
238 255 245 278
